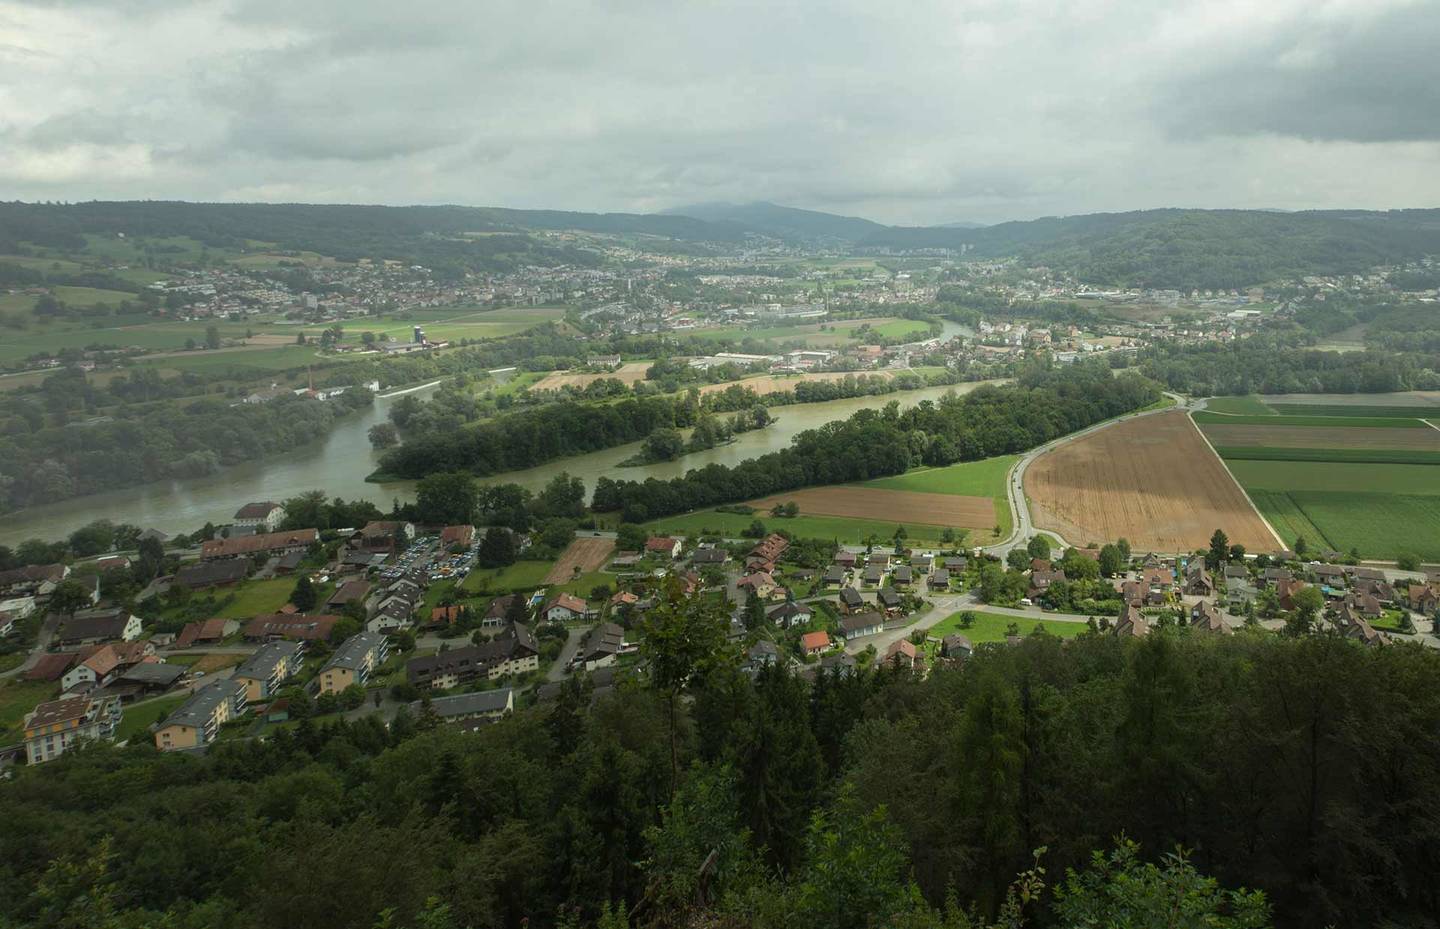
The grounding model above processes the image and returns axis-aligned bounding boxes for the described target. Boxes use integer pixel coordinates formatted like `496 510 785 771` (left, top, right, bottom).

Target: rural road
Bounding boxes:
845 590 1092 656
983 392 1196 557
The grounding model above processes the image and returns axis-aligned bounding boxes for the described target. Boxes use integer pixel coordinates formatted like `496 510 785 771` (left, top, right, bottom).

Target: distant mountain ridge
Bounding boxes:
3 200 1439 289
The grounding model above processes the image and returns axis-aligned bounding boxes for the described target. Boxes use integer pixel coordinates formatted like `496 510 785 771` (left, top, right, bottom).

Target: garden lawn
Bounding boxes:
926 611 1089 645
208 578 301 619
0 679 58 744
114 694 191 744
462 560 554 593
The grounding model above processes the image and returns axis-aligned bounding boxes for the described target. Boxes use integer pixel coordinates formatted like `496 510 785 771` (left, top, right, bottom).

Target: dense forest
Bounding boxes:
4 610 1438 928
0 388 373 512
592 365 1157 522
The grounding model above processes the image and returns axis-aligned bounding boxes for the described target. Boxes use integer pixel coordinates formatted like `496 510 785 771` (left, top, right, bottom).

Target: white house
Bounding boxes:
233 502 287 533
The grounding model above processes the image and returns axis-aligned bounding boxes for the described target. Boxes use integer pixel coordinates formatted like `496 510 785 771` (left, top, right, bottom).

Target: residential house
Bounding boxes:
1407 584 1439 614
439 524 475 549
1274 577 1308 612
1114 605 1150 638
414 688 514 725
750 533 789 564
242 613 339 643
1311 563 1347 586
943 557 967 572
0 563 69 599
821 565 847 587
356 521 416 552
1333 602 1386 647
941 634 973 660
821 652 857 676
326 579 373 614
61 642 153 692
877 587 903 613
834 551 858 569
746 640 780 672
911 553 933 572
56 610 142 647
103 662 186 702
1029 568 1065 598
484 594 525 629
892 565 914 586
174 618 232 649
544 593 591 623
1189 601 1229 635
406 623 541 687
23 652 77 683
884 638 923 670
23 694 121 764
1183 563 1214 597
645 536 682 559
232 641 305 702
839 611 884 641
801 631 831 656
233 502 287 533
573 622 625 671
1344 591 1382 618
318 632 391 694
861 565 884 586
201 529 318 561
928 568 951 590
690 547 728 566
869 553 891 569
767 601 813 629
838 587 864 613
0 596 36 634
154 679 248 752
737 572 780 601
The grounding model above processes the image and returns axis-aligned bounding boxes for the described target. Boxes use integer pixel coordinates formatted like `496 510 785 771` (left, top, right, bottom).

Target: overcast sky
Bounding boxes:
1 0 1438 225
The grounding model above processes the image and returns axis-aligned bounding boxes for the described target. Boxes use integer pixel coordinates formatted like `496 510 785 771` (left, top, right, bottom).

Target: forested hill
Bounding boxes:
5 200 1440 288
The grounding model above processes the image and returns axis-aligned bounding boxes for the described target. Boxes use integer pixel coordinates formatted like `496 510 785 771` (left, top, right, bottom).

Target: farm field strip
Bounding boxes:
1024 409 1278 552
544 538 616 584
1222 459 1440 495
1266 403 1440 418
645 510 960 545
747 486 994 529
1193 412 1428 428
1215 447 1440 466
1200 423 1440 450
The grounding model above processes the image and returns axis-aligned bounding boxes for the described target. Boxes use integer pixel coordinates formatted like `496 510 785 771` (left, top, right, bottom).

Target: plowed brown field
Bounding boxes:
747 486 993 528
544 538 616 584
1025 410 1279 552
533 362 651 391
1201 424 1440 450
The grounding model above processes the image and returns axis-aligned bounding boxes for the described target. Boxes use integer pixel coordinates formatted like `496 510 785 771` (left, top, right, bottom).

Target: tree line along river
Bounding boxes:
0 378 1010 547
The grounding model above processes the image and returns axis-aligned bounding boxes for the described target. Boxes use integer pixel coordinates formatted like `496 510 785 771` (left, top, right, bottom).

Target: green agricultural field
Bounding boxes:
1193 412 1427 428
1247 491 1440 561
1216 447 1440 466
1204 395 1274 415
1266 403 1440 418
132 344 354 376
1225 459 1440 494
867 319 933 340
863 455 1018 537
646 510 956 546
361 306 566 343
1246 490 1334 551
204 578 301 619
926 611 1089 645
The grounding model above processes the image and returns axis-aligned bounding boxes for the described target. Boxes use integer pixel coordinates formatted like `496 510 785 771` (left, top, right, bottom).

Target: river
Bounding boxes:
0 320 983 545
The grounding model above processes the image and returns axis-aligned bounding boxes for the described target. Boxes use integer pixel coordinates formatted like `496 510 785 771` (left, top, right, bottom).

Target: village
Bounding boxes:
5 489 1438 768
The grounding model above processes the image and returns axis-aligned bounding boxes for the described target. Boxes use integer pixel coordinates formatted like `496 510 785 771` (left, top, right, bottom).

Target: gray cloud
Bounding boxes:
0 0 1437 224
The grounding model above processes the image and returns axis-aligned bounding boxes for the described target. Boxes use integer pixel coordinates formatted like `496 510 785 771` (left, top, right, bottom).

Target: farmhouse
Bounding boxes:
439 524 475 549
57 610 142 647
885 639 923 670
644 536 682 559
173 560 250 590
737 572 780 600
242 613 339 642
357 521 415 552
